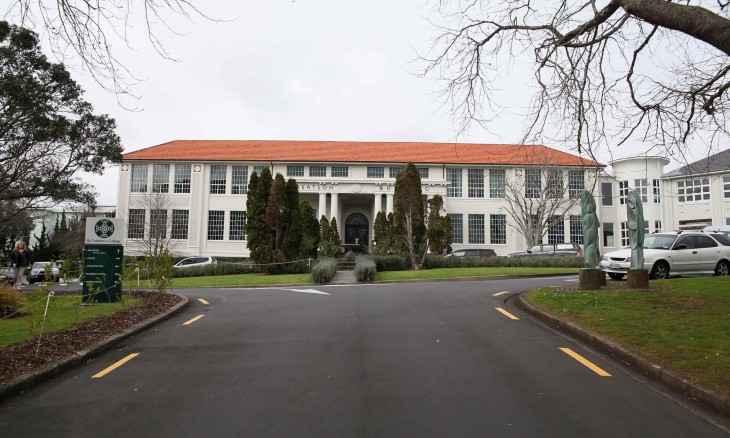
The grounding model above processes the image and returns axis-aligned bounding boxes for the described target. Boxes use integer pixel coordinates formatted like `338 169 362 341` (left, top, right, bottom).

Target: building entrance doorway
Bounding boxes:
345 213 369 246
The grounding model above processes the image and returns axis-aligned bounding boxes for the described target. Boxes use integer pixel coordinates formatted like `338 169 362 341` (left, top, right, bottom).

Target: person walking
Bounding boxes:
11 241 31 290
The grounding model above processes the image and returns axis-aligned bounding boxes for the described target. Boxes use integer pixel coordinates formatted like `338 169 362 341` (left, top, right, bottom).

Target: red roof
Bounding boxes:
122 140 602 167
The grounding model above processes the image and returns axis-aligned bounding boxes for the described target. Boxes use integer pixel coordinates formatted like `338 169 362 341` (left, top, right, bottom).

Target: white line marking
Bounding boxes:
278 288 330 295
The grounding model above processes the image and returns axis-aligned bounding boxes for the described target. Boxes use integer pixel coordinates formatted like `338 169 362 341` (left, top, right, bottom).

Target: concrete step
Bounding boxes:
331 270 357 284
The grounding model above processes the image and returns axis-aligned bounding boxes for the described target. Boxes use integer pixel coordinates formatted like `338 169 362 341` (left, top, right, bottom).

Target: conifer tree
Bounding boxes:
426 195 452 255
393 162 427 269
329 217 341 251
31 222 53 261
372 211 389 255
246 168 274 269
318 215 334 257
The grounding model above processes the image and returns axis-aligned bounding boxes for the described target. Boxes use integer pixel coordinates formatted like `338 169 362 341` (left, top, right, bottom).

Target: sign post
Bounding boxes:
83 218 124 303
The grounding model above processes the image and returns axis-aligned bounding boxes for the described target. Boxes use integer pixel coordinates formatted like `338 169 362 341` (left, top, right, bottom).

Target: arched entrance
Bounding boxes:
345 213 369 246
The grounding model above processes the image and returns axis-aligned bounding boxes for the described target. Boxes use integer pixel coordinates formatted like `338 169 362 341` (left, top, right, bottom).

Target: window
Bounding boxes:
332 166 349 178
724 176 730 199
569 215 583 244
677 178 711 202
171 210 189 239
644 220 650 236
150 209 167 239
468 169 484 198
726 218 730 226
127 209 145 239
207 211 225 240
601 182 613 206
230 211 246 240
448 213 463 244
693 235 718 249
653 179 661 203
603 222 614 247
525 169 542 198
174 164 191 194
568 170 584 198
418 167 429 179
231 165 248 195
489 169 505 198
634 179 649 203
310 166 326 177
490 214 506 244
210 165 227 194
620 222 629 247
446 168 462 198
253 165 269 175
367 167 384 178
389 166 403 178
547 170 564 199
619 181 629 205
654 220 662 233
130 164 148 193
287 165 304 177
152 164 170 193
468 214 485 244
548 216 564 244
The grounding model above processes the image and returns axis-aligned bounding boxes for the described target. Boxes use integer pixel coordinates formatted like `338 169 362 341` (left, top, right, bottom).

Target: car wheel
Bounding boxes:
650 261 669 280
607 273 625 280
715 260 730 276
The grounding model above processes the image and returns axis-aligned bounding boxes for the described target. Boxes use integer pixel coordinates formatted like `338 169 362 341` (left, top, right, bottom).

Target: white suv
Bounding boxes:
601 231 730 280
173 256 217 269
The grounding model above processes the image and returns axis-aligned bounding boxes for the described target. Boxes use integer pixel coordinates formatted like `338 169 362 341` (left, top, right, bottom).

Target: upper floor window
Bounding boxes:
467 169 484 198
231 165 248 195
310 166 326 177
568 170 584 198
130 164 148 193
525 169 542 199
723 176 730 199
287 165 304 177
619 180 629 205
418 167 429 179
652 179 661 203
446 168 462 198
489 169 505 198
332 166 349 178
634 179 649 203
152 164 170 193
174 164 191 194
367 167 384 178
677 178 710 203
210 165 227 194
389 166 404 178
253 165 269 175
547 170 564 199
601 182 613 206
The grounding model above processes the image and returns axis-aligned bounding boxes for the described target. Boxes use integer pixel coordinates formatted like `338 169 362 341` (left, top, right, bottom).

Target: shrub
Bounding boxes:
372 255 408 272
354 257 377 282
311 258 337 284
0 284 22 317
423 254 583 269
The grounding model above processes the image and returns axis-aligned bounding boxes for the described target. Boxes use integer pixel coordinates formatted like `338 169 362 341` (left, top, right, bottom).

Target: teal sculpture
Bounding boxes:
581 190 601 268
627 190 645 269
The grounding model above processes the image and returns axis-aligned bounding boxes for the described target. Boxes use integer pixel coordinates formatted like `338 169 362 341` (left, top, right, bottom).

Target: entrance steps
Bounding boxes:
331 270 356 284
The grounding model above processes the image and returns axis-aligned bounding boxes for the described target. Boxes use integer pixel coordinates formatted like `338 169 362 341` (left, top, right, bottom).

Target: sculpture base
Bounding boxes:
579 268 604 291
627 269 649 289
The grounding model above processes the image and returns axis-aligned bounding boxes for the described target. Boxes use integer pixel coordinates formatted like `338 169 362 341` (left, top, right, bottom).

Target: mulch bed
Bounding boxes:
0 291 182 384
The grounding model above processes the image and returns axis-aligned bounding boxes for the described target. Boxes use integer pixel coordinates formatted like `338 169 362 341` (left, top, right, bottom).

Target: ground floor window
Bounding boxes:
127 209 145 239
448 214 463 244
230 211 246 241
569 215 583 244
171 210 189 239
620 222 629 247
548 216 564 244
150 209 167 239
468 214 485 244
603 222 614 247
490 214 506 244
208 211 225 241
654 220 662 233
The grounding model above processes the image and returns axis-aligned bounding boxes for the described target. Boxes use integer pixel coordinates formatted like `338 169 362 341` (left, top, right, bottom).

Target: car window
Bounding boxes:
452 250 465 257
528 245 541 252
674 236 695 249
465 250 478 256
32 262 49 269
556 244 574 250
710 233 730 246
693 235 718 248
644 235 677 249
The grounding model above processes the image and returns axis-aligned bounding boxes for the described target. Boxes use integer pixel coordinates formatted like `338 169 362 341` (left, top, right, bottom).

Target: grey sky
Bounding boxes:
3 0 709 206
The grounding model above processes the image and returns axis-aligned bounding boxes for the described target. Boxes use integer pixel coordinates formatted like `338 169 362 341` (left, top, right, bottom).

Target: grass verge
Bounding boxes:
125 272 313 289
0 294 140 348
376 267 577 281
524 276 730 394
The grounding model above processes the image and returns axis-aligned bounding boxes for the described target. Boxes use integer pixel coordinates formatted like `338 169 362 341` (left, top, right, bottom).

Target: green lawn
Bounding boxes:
376 267 578 281
0 294 140 348
124 272 313 289
525 276 730 394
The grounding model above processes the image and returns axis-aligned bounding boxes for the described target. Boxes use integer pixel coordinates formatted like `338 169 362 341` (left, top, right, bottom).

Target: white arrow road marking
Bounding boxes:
278 288 330 295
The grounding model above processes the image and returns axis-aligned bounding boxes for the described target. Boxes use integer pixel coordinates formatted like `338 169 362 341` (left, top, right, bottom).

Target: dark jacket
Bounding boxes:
11 249 31 268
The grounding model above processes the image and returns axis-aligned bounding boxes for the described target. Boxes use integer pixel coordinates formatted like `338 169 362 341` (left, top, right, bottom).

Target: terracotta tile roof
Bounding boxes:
122 140 602 167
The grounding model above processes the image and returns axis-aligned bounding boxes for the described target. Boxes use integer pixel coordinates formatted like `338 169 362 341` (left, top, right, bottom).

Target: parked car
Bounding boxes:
173 256 218 269
507 242 583 258
703 225 730 238
446 248 497 258
0 266 14 284
28 261 60 283
600 231 730 280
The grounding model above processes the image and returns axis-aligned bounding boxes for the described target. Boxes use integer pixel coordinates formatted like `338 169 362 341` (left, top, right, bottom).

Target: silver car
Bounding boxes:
601 232 730 280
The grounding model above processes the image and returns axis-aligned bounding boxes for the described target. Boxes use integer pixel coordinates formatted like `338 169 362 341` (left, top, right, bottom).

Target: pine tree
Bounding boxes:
318 215 334 257
31 222 53 261
393 162 427 269
329 217 341 249
426 195 452 255
246 168 274 269
372 211 389 255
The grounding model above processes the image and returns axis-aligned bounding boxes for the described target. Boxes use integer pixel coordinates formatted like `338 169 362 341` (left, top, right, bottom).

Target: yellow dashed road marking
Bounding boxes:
183 315 205 325
560 348 612 377
495 307 520 320
197 298 209 305
493 291 509 297
92 353 140 379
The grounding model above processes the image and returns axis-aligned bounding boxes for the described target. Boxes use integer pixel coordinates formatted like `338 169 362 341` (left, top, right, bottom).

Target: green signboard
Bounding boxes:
83 218 124 303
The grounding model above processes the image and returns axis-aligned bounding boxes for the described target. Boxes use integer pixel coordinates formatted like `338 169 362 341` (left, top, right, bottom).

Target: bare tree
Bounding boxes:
129 191 176 262
5 1 213 95
424 1 730 161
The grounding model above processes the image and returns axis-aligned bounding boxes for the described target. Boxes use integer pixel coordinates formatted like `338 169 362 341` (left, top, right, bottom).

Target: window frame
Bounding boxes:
367 167 385 178
174 164 191 194
287 165 304 177
490 214 507 245
229 211 247 241
467 169 485 198
489 169 505 199
448 213 463 244
446 168 462 198
130 164 148 193
468 214 485 244
207 210 225 241
171 209 189 240
309 166 327 177
209 165 227 195
332 166 349 178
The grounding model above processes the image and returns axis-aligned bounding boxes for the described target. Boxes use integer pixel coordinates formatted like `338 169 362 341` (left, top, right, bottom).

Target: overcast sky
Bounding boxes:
3 0 709 206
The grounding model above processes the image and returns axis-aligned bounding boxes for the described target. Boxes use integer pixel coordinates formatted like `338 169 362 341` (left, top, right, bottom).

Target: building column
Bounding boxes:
318 193 327 220
372 194 382 249
386 194 394 214
331 193 340 228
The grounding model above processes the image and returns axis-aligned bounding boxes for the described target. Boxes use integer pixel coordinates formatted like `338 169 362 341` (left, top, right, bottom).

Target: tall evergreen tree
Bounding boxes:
31 222 53 261
372 211 389 255
394 162 427 269
282 179 303 260
329 217 341 252
318 215 335 257
265 173 288 271
246 168 274 269
426 195 452 255
295 202 320 259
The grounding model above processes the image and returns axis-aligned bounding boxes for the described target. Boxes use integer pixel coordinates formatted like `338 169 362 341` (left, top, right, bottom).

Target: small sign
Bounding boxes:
85 217 124 245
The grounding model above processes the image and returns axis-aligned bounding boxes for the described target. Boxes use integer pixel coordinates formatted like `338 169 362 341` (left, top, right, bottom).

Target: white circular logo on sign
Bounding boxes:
94 219 115 239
